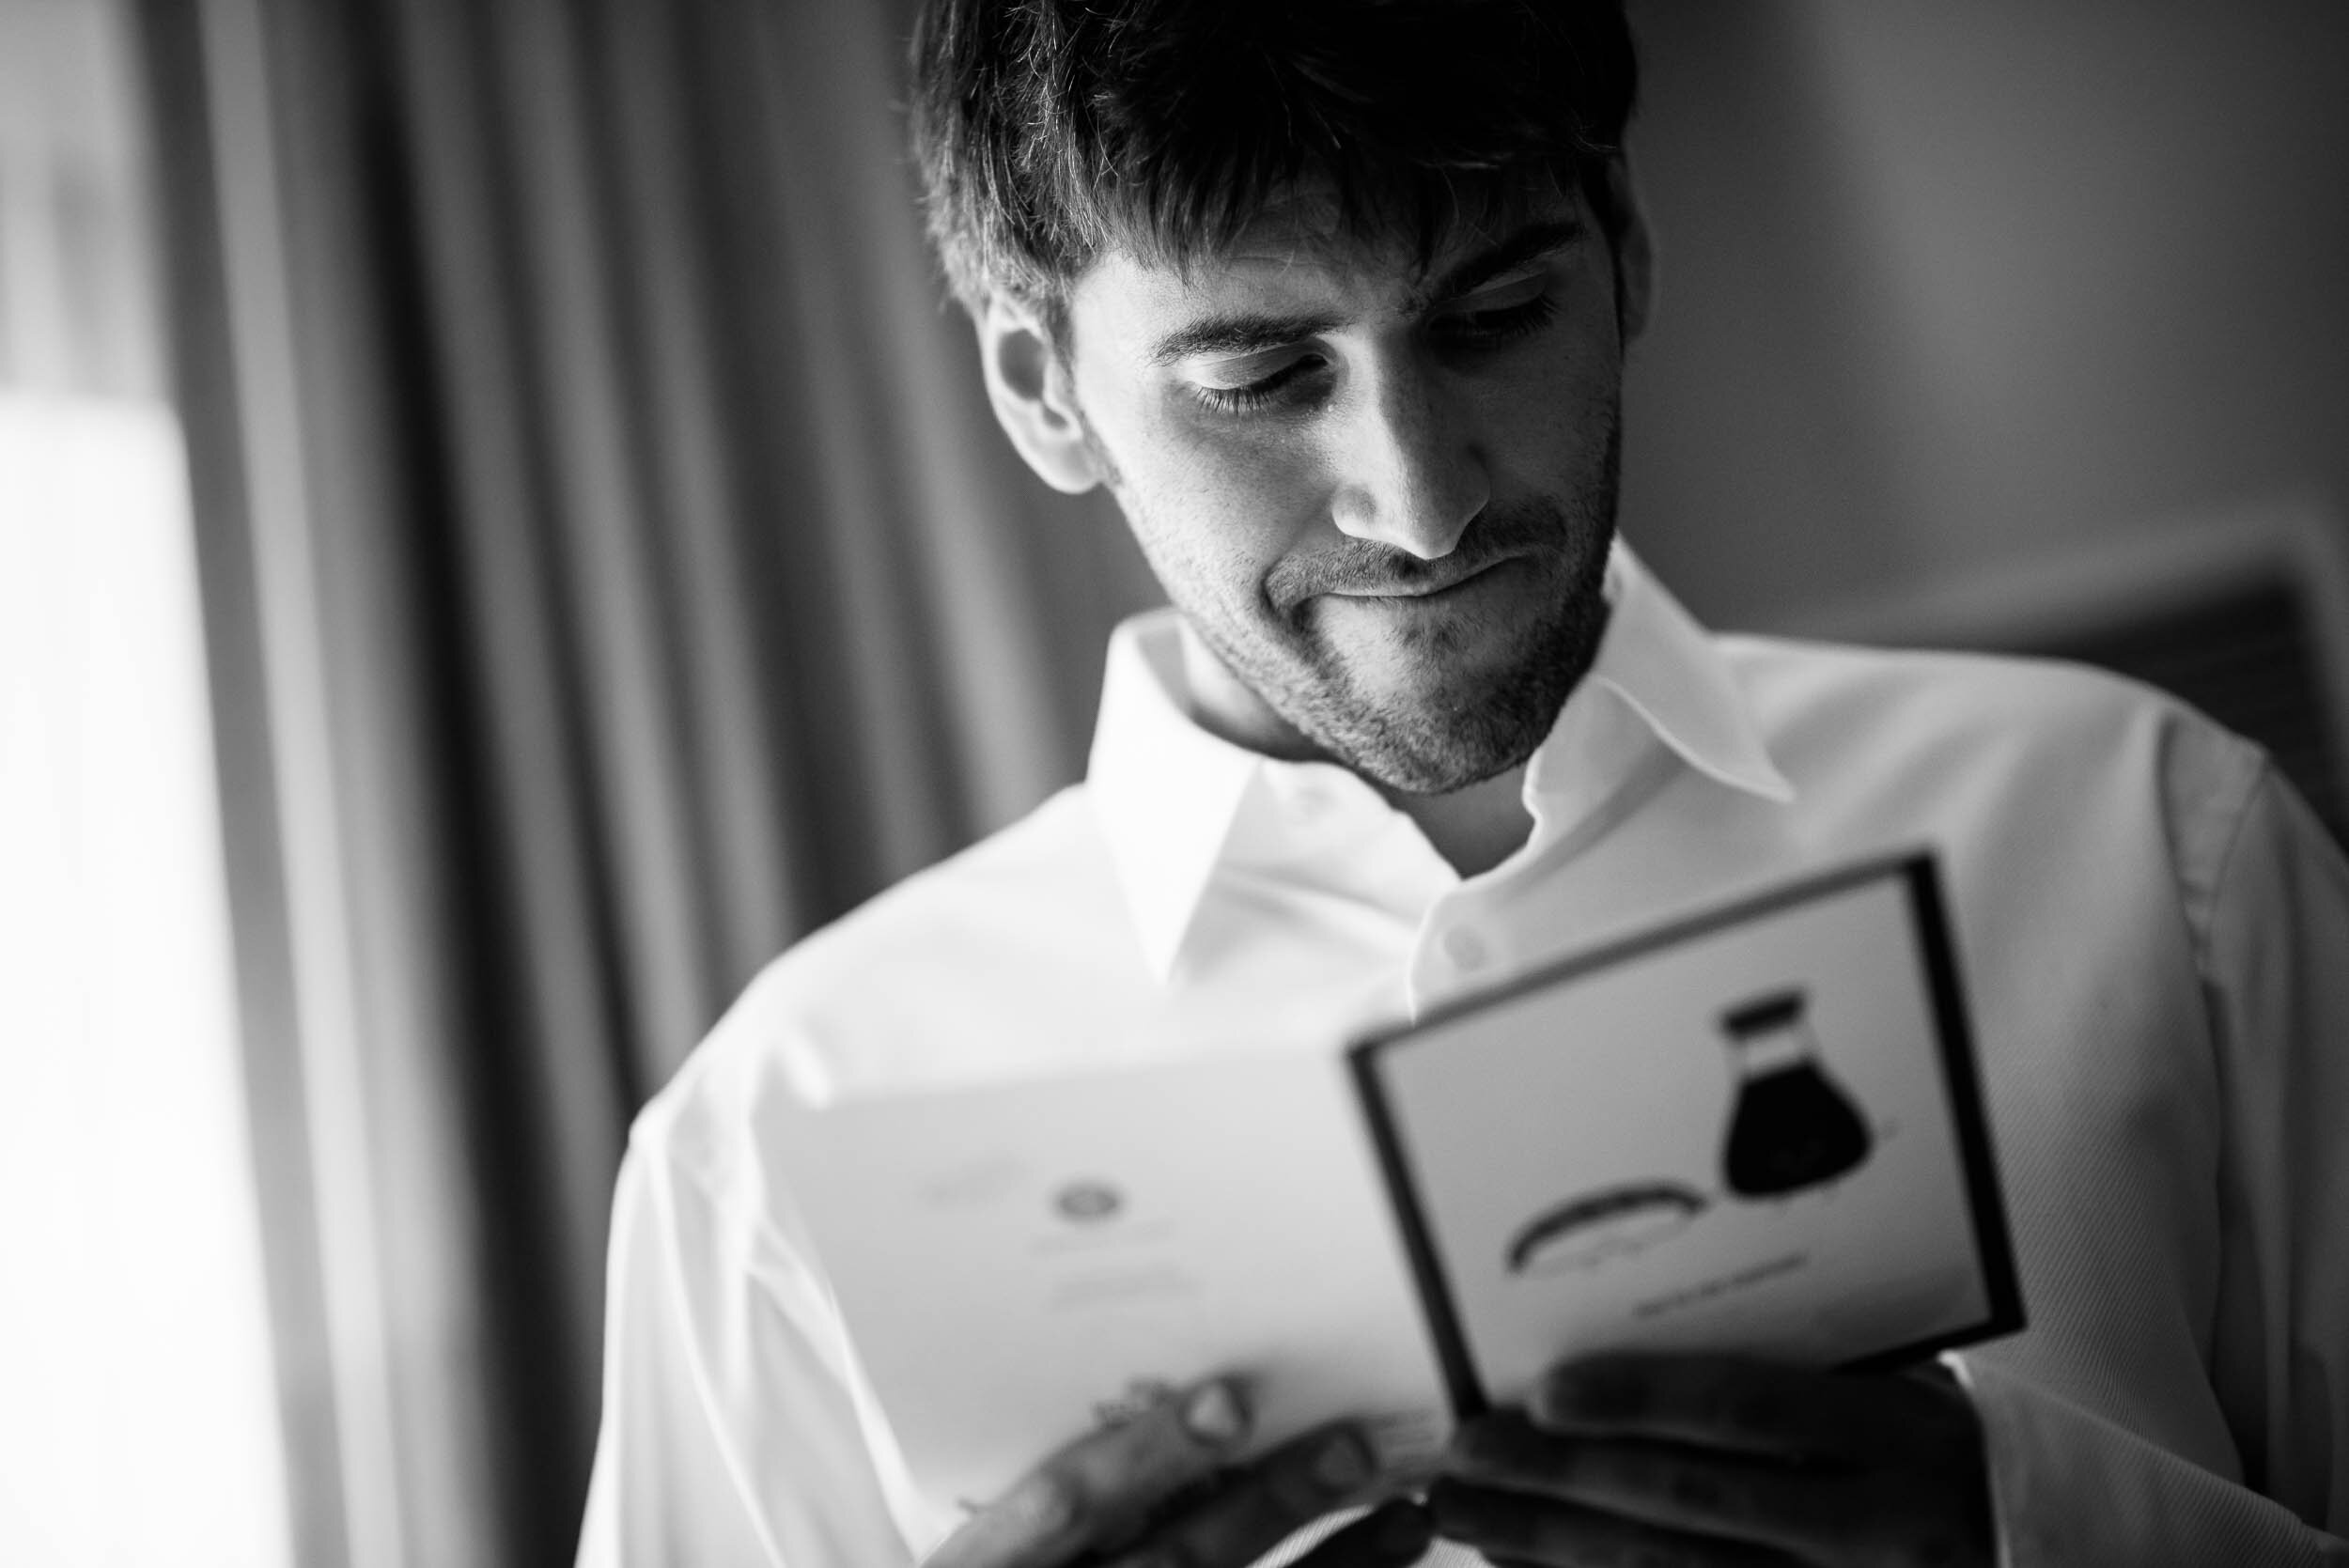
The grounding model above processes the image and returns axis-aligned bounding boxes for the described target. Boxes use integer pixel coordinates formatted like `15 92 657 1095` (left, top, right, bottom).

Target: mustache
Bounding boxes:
1266 498 1571 605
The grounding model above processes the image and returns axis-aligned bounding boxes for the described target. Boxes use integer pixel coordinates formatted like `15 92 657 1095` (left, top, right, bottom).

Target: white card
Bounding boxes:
775 851 2020 1518
777 1048 1455 1517
1351 852 2019 1419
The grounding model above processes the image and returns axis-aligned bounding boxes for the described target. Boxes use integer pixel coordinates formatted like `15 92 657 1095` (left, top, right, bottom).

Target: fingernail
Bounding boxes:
1182 1381 1246 1446
1312 1430 1372 1492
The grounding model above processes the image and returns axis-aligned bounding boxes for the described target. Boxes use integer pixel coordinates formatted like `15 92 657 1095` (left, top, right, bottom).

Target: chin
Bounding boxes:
1315 654 1585 795
1335 709 1549 795
1321 594 1610 794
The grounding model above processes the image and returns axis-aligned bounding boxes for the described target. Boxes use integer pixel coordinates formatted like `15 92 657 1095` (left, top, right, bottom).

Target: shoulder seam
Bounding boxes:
630 1109 815 1310
2179 737 2274 985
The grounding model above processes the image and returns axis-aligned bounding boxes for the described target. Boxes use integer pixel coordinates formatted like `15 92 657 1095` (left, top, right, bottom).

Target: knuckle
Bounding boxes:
1002 1467 1085 1540
1151 1459 1331 1568
1290 1432 1374 1502
1144 1401 1232 1475
1259 1459 1330 1517
1086 1417 1211 1506
1221 1476 1317 1545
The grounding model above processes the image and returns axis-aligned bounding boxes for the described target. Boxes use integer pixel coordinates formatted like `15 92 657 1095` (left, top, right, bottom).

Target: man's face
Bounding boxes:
1055 182 1634 795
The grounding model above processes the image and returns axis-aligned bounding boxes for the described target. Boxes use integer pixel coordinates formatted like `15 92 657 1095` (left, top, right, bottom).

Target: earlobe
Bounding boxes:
1598 157 1656 345
977 296 1103 495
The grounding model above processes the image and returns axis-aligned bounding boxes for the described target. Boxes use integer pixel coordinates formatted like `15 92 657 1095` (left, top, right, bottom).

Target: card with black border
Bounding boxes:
1348 849 2023 1423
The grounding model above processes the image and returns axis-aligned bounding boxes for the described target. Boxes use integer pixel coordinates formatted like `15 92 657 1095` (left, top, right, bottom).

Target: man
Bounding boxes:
577 3 2349 1564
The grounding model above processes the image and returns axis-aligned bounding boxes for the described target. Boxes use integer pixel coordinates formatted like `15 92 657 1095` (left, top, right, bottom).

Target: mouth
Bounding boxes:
1329 556 1516 601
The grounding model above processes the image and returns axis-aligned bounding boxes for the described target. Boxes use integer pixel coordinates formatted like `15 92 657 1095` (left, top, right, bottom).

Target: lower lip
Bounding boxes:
1334 558 1522 608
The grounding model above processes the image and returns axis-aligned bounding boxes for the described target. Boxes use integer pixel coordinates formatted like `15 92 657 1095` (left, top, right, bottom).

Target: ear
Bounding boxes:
976 293 1104 495
1596 156 1656 345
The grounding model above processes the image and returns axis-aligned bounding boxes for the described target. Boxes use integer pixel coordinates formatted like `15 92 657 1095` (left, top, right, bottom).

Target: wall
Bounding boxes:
1621 1 2349 629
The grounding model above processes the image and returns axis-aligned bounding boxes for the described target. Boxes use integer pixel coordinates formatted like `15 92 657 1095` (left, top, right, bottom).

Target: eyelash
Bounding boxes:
1189 292 1563 416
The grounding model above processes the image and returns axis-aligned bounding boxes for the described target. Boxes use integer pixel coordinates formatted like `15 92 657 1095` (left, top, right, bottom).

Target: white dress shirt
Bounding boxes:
576 545 2349 1566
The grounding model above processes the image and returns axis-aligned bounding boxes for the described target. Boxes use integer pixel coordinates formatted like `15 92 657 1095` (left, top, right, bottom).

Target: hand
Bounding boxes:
1428 1353 1992 1567
923 1378 1436 1568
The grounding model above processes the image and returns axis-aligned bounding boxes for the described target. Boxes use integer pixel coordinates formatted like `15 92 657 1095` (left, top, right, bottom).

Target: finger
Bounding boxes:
1293 1500 1439 1568
1427 1476 1801 1568
1105 1423 1383 1568
1529 1353 1948 1464
926 1379 1251 1568
1447 1411 1834 1557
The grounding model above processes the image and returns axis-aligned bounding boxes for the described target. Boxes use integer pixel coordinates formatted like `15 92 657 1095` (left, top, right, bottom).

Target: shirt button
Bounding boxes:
1445 927 1488 970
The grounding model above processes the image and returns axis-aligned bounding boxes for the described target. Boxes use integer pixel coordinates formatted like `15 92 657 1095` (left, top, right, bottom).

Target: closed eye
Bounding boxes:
1188 353 1328 415
1185 280 1562 416
1434 288 1561 349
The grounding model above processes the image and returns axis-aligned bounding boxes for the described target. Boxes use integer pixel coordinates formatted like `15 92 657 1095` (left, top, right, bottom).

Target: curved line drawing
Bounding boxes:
1504 1181 1710 1275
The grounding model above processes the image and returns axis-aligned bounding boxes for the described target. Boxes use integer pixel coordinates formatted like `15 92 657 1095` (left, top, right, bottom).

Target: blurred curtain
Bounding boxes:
138 0 1158 1563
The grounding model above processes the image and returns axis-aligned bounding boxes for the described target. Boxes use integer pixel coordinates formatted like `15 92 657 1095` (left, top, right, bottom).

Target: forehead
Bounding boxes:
1070 179 1585 342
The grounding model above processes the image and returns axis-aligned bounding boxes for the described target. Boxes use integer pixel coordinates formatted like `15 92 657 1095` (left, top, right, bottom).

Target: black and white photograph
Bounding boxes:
5 3 2346 1565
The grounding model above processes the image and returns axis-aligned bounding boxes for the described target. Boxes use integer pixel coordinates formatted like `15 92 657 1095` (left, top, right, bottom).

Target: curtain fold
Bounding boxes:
148 0 1160 1561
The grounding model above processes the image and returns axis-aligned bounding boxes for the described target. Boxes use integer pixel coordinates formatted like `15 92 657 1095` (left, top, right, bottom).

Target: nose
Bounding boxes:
1327 356 1488 559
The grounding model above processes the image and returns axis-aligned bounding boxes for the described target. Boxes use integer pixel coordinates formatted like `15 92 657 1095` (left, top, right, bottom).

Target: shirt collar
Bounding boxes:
1085 539 1796 981
1569 545 1797 807
1085 617 1265 978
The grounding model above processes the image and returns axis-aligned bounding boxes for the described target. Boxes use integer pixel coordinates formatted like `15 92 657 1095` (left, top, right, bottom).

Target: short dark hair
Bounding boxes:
908 0 1639 334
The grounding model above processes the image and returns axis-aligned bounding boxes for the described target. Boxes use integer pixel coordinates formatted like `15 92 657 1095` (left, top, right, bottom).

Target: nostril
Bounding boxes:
1329 485 1375 539
1329 491 1480 560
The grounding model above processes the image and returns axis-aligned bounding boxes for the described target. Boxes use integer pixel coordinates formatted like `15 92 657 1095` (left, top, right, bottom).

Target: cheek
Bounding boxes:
1122 419 1327 585
1182 445 1320 547
1495 345 1618 465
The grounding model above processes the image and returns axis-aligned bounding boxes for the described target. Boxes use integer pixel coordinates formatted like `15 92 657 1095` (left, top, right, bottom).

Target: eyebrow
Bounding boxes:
1145 216 1587 367
1420 217 1585 308
1146 308 1348 367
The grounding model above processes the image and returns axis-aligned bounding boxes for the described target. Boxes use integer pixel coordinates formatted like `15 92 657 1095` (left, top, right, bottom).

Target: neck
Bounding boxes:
1383 768 1534 878
1170 620 1539 877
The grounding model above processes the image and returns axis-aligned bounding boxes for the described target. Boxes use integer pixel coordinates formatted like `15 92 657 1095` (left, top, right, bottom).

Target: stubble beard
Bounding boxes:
1099 414 1623 797
1214 484 1615 796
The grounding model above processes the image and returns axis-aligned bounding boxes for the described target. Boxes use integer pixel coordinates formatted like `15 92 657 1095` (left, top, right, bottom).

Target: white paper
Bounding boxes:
777 1050 1453 1518
777 856 2009 1518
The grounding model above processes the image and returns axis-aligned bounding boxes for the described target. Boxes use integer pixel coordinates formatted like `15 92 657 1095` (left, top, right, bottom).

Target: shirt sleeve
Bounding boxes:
574 1134 916 1568
1956 764 2349 1566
